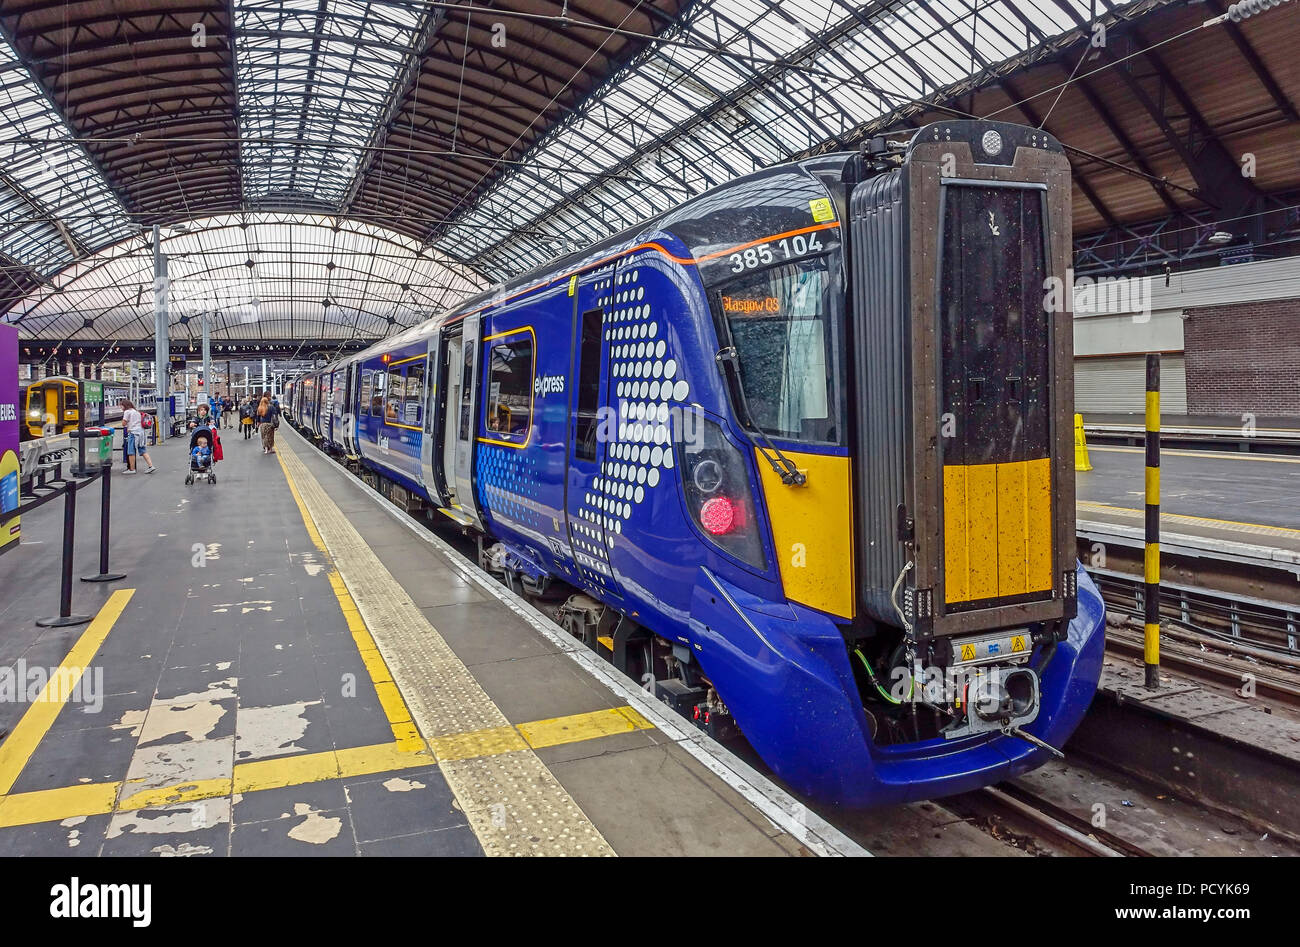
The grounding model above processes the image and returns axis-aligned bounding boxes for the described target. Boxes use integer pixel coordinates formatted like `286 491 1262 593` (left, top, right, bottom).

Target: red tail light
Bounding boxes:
699 496 738 535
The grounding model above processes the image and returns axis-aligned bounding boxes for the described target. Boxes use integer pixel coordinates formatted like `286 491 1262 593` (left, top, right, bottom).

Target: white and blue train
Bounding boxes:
286 120 1106 807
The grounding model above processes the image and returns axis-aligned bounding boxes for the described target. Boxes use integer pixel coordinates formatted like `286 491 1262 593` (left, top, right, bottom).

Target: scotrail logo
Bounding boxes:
49 878 151 927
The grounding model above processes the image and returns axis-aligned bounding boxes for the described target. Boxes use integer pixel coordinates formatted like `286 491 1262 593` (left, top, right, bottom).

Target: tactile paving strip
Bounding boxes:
278 440 614 856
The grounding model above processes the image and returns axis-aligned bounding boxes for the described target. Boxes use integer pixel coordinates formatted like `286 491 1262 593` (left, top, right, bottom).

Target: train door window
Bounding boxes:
405 360 425 427
370 369 386 417
458 343 473 443
63 385 78 421
385 365 404 423
359 369 373 416
484 332 534 442
574 309 603 461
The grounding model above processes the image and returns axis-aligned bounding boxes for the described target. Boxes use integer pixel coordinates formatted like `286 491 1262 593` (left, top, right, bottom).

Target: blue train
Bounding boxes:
287 120 1105 807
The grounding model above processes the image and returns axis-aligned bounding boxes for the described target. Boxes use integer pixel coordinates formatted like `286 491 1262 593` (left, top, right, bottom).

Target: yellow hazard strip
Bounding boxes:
278 449 418 748
1077 501 1300 538
1144 623 1161 664
0 589 134 796
0 703 658 829
1144 543 1160 584
518 706 655 750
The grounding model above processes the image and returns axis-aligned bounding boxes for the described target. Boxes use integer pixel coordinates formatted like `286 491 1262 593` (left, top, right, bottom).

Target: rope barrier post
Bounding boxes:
35 478 92 628
1144 353 1161 689
81 466 125 583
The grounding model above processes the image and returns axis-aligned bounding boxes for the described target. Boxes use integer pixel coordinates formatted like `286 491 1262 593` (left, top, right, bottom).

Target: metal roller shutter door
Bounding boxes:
1074 355 1187 414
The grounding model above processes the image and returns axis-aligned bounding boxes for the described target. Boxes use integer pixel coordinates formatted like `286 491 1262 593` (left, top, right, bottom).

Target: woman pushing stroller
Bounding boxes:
185 414 223 485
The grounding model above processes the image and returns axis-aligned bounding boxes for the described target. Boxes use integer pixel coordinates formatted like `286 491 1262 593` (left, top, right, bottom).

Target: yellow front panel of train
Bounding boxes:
754 449 855 619
943 457 1052 604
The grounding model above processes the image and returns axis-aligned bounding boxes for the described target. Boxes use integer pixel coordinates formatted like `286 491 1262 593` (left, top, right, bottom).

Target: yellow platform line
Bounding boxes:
273 436 620 855
1077 500 1300 538
1090 445 1300 465
0 589 134 796
277 448 420 749
0 705 653 829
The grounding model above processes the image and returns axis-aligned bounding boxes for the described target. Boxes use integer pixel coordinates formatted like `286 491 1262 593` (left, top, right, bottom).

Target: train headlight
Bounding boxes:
677 409 766 569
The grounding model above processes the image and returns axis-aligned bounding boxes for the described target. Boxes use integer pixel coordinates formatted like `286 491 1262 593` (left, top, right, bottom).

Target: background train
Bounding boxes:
22 377 157 439
285 119 1105 807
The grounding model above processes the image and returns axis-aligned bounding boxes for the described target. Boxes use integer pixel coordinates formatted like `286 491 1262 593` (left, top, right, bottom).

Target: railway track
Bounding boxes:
1105 623 1300 708
943 782 1154 857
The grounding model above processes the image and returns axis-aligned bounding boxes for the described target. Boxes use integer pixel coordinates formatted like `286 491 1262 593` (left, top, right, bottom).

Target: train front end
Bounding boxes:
840 119 1105 800
687 120 1105 806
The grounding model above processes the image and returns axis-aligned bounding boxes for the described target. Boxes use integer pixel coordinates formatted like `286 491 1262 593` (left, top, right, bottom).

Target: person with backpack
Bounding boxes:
119 399 156 474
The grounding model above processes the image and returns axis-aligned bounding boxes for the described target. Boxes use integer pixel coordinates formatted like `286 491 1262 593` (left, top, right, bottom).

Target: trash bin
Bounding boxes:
69 427 115 470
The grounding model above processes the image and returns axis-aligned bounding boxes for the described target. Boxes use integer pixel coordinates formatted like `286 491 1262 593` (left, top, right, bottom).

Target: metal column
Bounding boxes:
153 225 170 440
201 314 212 409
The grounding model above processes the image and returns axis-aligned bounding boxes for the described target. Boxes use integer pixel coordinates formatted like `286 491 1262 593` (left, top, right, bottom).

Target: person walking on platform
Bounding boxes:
258 395 280 454
119 399 156 475
240 398 255 439
221 397 233 429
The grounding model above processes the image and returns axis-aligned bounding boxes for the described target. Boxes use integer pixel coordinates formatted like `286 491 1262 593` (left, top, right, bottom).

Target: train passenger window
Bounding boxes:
405 360 425 427
574 309 603 461
484 333 534 442
714 257 843 445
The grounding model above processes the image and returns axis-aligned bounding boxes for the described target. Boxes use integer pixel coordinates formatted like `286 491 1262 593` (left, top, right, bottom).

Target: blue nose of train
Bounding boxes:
688 562 1106 807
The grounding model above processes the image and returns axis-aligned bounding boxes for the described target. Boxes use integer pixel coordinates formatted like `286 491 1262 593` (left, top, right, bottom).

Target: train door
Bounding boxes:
341 363 358 456
449 315 485 530
419 334 447 503
563 276 622 599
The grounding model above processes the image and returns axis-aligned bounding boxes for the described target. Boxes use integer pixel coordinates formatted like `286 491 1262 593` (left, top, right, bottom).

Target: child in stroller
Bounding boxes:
186 424 221 485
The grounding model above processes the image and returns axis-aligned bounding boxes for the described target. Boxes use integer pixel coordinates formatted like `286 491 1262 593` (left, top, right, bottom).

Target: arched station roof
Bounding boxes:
2 0 1299 340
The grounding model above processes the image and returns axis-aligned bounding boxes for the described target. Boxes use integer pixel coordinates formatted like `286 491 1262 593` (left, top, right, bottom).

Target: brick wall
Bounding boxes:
1183 298 1300 418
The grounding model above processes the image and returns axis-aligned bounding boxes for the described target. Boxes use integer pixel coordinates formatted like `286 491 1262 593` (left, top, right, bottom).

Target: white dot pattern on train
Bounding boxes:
571 266 688 591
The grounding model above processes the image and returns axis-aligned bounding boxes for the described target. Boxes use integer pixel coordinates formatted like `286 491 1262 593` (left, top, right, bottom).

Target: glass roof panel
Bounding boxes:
2 214 485 342
234 0 425 208
0 35 135 278
435 0 1135 280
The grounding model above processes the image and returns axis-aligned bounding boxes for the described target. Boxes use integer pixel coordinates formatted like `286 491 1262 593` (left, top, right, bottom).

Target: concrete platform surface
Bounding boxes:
1077 445 1300 568
0 424 863 857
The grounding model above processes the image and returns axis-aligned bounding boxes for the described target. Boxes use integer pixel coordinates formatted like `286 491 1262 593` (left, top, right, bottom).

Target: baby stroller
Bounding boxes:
185 423 222 485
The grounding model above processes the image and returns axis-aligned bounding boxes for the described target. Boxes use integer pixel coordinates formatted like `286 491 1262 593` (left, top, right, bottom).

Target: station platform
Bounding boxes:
1077 445 1300 574
0 426 862 857
1082 413 1300 453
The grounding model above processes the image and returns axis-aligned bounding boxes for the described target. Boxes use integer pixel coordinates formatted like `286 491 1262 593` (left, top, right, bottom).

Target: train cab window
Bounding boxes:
405 360 426 427
713 257 843 445
484 333 534 441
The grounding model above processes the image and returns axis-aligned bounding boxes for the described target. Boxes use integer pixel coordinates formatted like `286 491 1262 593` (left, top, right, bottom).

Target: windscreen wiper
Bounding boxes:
714 346 807 486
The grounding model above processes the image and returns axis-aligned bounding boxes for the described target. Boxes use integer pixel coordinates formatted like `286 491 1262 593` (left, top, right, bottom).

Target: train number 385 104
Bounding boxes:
727 231 825 273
